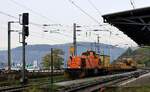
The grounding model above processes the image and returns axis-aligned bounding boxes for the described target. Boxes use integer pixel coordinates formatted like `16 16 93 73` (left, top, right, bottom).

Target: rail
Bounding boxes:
56 70 149 92
0 69 64 81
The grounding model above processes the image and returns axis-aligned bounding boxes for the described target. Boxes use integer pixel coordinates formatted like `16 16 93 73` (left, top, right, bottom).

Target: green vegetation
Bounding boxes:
24 85 43 92
118 47 150 66
23 75 66 92
0 75 66 90
42 48 64 69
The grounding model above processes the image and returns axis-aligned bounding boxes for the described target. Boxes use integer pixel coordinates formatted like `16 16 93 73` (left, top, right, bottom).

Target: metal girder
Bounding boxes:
138 18 150 31
109 17 150 32
102 7 150 46
123 15 150 20
108 21 150 26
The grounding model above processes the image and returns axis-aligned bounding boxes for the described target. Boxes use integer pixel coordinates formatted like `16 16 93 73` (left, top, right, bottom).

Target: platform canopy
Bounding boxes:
102 7 150 46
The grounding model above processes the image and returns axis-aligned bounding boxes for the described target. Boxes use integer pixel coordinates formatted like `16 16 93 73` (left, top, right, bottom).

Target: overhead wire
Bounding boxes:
31 31 91 45
9 0 59 24
0 10 43 29
59 32 73 38
0 11 18 19
41 26 73 38
0 10 74 41
0 27 69 45
28 35 58 45
9 0 104 28
0 1 109 49
27 30 71 44
8 0 79 39
30 32 82 45
31 30 72 42
8 0 110 42
2 0 112 45
30 33 60 43
68 0 110 42
0 10 74 45
68 0 101 25
87 0 102 16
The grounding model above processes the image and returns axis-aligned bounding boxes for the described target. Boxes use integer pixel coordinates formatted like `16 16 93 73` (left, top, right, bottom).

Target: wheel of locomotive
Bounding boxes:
79 69 86 78
94 68 99 76
103 69 108 75
64 71 70 78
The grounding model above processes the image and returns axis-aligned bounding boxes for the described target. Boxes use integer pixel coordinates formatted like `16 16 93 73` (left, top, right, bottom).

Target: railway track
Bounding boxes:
0 70 66 92
0 75 69 92
0 81 53 92
56 70 149 92
0 85 27 92
0 70 149 92
0 69 63 82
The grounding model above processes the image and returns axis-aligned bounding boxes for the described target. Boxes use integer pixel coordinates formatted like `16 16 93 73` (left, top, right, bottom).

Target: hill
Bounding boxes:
118 47 150 66
0 42 126 68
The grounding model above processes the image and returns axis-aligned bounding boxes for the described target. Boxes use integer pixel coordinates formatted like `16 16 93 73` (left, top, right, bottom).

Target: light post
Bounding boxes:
42 24 56 91
51 48 53 91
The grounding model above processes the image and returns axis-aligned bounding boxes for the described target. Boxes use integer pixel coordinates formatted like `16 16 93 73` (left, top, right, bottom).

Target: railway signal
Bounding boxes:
19 13 29 85
19 13 29 37
22 13 29 25
22 13 29 37
23 26 29 37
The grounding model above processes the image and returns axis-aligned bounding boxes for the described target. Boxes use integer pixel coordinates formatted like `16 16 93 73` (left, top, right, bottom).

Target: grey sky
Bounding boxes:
0 0 150 50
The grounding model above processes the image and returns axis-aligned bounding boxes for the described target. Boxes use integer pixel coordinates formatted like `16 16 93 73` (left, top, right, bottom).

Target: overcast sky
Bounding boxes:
0 0 150 50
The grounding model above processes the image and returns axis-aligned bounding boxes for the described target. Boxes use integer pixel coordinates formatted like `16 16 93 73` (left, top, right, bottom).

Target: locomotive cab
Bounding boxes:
65 50 102 78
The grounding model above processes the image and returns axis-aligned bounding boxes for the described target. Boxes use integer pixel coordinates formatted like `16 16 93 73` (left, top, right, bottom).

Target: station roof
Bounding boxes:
102 7 150 46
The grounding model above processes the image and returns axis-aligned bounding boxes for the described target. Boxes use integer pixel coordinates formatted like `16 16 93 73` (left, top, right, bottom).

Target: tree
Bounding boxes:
42 48 64 69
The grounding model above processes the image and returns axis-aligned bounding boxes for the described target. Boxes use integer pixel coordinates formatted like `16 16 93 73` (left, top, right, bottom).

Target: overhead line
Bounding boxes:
29 35 58 44
9 0 59 24
87 0 102 15
0 10 73 40
31 31 71 41
0 10 43 28
30 33 60 43
68 0 101 25
0 11 18 19
59 32 73 38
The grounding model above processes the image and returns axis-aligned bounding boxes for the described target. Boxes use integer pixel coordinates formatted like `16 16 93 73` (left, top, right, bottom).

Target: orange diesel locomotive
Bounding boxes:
65 50 105 78
65 50 136 78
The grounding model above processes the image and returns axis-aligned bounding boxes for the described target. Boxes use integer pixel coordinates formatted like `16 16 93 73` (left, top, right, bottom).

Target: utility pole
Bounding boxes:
97 35 100 54
8 22 11 71
130 0 135 9
90 43 93 50
51 48 53 91
94 42 96 52
73 23 77 56
73 23 81 56
8 21 18 71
